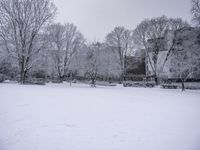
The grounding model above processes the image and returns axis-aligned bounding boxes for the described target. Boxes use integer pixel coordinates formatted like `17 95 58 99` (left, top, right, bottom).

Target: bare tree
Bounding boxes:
171 51 195 91
46 23 85 81
132 19 150 49
105 26 133 81
100 45 121 81
46 23 66 81
133 16 189 85
163 18 190 64
63 23 85 79
0 0 56 84
83 42 102 87
170 27 200 91
191 0 200 26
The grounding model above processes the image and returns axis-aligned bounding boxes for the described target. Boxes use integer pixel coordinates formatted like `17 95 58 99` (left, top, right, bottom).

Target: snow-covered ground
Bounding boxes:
0 83 200 150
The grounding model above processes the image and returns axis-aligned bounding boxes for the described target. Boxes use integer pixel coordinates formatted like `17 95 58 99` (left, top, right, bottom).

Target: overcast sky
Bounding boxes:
53 0 191 42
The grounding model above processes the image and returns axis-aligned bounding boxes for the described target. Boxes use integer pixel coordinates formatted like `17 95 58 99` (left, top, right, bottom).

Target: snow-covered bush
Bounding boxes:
123 81 155 88
161 84 178 89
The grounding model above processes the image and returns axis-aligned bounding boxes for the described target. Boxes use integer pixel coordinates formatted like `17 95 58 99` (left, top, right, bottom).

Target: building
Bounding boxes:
146 27 200 81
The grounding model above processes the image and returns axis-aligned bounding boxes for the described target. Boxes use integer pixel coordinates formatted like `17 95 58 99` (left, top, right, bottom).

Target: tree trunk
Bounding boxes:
121 74 124 83
58 75 63 82
64 47 69 80
181 80 185 91
63 60 68 80
91 78 96 87
120 65 125 83
69 72 72 86
155 76 158 86
57 67 63 82
20 70 27 84
20 58 26 84
20 71 25 84
23 70 28 84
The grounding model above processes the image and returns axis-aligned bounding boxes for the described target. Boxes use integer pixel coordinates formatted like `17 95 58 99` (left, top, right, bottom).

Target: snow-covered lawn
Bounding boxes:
0 83 200 150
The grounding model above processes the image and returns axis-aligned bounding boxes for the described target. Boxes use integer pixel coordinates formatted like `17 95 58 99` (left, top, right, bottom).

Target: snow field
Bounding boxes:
0 83 200 150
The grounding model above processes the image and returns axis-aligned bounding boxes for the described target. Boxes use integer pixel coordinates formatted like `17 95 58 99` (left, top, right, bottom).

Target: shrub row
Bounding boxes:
123 81 155 88
161 84 178 89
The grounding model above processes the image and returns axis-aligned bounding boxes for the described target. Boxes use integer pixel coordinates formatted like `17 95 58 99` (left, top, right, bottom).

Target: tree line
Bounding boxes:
0 0 199 86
